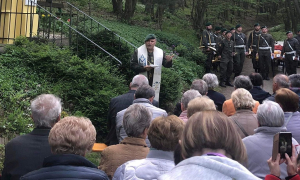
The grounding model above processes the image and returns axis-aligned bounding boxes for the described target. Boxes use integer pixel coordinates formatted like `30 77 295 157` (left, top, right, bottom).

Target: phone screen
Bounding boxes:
272 132 292 160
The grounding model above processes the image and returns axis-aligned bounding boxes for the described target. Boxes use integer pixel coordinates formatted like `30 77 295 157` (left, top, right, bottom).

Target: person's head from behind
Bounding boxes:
148 115 184 151
181 90 201 111
123 104 152 139
289 74 300 88
272 74 289 93
134 84 155 103
48 116 96 156
249 73 263 87
231 88 255 111
187 96 216 118
233 75 253 90
275 88 299 112
191 79 208 95
130 75 149 90
181 111 247 164
31 94 62 128
257 101 284 127
202 73 219 90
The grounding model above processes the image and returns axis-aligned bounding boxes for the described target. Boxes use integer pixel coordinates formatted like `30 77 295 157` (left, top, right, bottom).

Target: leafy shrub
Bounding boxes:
175 44 188 57
155 31 194 51
186 48 207 66
0 144 4 172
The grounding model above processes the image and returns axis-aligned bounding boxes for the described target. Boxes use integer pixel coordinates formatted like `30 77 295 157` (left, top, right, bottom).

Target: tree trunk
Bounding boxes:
155 4 165 30
124 0 137 21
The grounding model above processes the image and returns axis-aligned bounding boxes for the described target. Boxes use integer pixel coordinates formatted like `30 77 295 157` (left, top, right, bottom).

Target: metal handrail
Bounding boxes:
66 2 137 49
30 1 122 64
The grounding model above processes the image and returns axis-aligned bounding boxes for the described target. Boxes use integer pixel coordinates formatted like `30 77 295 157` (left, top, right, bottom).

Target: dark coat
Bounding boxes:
2 128 52 180
20 154 109 180
207 90 226 111
249 86 271 104
105 90 158 146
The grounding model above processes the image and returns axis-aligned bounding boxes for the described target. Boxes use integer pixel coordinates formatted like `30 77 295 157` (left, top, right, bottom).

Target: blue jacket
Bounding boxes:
20 154 109 180
249 86 271 104
207 90 226 111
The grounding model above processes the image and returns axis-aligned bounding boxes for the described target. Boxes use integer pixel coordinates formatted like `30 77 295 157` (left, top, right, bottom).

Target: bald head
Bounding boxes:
273 74 289 93
130 75 149 89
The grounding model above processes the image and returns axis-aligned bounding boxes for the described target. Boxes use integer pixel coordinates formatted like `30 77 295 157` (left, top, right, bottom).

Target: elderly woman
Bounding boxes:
249 73 271 104
275 88 300 143
21 116 109 180
229 88 258 138
187 96 216 118
179 90 201 122
243 101 298 179
113 115 185 179
203 73 226 111
158 111 260 180
99 104 151 179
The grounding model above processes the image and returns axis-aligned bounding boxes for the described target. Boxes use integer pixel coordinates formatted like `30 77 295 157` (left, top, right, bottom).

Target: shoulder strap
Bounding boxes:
287 40 294 51
233 119 249 137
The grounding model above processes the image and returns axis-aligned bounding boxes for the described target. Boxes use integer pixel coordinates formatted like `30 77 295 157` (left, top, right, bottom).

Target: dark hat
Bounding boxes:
144 34 156 42
215 26 222 31
261 26 267 29
225 30 232 35
235 24 242 29
254 23 260 27
286 31 292 35
221 28 227 33
230 27 235 31
205 22 212 26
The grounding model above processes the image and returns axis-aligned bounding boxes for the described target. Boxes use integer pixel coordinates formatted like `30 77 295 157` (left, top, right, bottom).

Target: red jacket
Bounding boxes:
265 174 300 180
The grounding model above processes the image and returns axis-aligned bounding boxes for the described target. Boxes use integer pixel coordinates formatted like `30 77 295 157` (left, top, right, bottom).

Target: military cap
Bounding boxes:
261 26 267 29
286 31 292 35
235 24 242 29
230 27 235 31
205 22 212 26
254 23 260 27
144 34 156 42
221 28 227 33
225 30 232 35
215 26 222 31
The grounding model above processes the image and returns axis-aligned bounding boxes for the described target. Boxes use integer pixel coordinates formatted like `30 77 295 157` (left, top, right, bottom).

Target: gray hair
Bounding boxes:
131 75 149 88
181 90 201 110
135 84 155 99
233 75 253 90
289 74 300 88
203 73 219 89
191 79 208 95
274 74 289 88
231 88 255 110
123 104 152 137
31 94 62 128
257 100 284 127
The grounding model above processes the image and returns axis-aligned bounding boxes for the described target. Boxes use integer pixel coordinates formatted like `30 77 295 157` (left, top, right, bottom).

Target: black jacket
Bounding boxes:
249 86 271 104
2 128 52 180
207 90 226 111
281 38 300 56
20 154 109 180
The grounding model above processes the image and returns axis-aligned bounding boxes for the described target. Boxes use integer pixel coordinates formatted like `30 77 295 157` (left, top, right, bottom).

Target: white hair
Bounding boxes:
257 100 284 127
131 75 149 88
203 73 219 89
31 94 62 128
231 88 255 110
181 90 201 110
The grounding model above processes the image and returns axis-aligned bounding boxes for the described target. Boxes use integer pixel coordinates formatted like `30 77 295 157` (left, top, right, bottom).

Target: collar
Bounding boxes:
29 127 51 136
147 149 174 161
133 98 152 104
255 126 287 134
43 154 97 168
128 89 136 94
235 109 254 114
121 137 148 147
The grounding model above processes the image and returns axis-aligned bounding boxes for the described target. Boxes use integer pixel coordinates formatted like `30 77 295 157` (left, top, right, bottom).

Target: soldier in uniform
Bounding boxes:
221 28 227 40
218 31 234 87
281 31 300 75
213 26 222 72
248 23 261 73
257 26 274 80
230 27 235 34
202 22 216 73
231 24 248 77
296 30 300 43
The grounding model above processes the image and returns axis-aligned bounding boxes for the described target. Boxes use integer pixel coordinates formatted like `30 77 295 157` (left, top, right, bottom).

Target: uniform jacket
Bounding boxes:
202 29 216 49
179 110 188 123
106 90 158 146
296 35 300 43
20 154 109 180
228 109 258 138
222 99 259 116
218 38 234 57
207 89 226 111
243 126 299 179
158 156 260 180
285 112 300 143
248 30 261 50
113 149 174 180
281 38 300 56
99 137 149 180
116 98 167 147
2 128 52 180
249 86 271 104
232 32 248 52
258 33 275 52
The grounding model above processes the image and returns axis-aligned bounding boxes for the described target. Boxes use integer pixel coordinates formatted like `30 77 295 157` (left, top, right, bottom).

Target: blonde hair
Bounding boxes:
148 115 184 151
231 88 255 110
49 116 96 156
187 96 216 117
181 111 247 163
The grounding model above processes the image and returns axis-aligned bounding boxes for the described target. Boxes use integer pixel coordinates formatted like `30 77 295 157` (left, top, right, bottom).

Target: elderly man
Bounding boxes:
99 104 151 179
2 94 62 180
243 101 298 179
289 74 300 111
21 116 109 180
116 84 167 147
267 74 289 102
106 75 158 146
178 90 201 122
203 73 226 111
130 34 173 101
222 75 260 116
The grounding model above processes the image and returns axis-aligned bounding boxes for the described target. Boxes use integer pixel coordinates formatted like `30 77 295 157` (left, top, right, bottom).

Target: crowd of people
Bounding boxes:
1 71 300 180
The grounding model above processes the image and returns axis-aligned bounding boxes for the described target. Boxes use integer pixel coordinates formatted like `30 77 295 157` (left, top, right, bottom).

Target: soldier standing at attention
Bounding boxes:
257 26 274 80
213 26 222 72
202 22 216 73
281 31 300 75
248 23 261 73
218 31 234 87
231 24 248 77
221 28 227 40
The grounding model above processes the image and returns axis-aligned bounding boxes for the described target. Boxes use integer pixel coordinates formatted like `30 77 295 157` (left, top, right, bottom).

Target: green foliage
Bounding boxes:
86 152 101 166
0 144 4 172
186 48 207 66
269 24 287 41
174 44 188 57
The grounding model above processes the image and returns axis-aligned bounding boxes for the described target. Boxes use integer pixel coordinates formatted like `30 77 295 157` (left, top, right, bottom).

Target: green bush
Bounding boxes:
175 44 188 57
186 48 207 66
0 144 4 172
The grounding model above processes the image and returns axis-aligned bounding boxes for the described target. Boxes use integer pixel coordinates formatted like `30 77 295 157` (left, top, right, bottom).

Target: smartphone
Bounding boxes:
272 132 292 161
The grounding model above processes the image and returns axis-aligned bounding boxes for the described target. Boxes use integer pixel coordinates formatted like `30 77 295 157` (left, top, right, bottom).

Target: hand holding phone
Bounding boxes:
272 132 292 161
